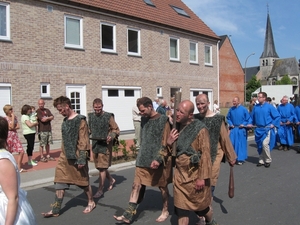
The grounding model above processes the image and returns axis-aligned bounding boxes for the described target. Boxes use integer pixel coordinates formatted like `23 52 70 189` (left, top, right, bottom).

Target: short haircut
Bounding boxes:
3 104 12 115
258 92 267 98
53 96 72 109
266 97 272 102
21 104 32 115
0 116 8 149
93 98 103 106
137 97 153 108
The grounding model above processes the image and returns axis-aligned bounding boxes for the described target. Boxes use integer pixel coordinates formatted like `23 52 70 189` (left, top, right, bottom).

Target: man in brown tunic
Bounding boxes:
194 94 236 224
114 97 172 223
42 96 95 217
167 100 216 225
88 98 120 198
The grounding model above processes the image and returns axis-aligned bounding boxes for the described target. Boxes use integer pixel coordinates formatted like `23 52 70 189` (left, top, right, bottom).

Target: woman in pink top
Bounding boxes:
3 104 26 172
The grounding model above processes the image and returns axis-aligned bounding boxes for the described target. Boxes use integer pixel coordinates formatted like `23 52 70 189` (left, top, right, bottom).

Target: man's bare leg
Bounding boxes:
39 145 44 159
45 144 50 158
156 186 169 222
114 182 142 223
42 189 65 217
106 170 115 191
178 216 189 225
83 185 96 213
93 169 106 198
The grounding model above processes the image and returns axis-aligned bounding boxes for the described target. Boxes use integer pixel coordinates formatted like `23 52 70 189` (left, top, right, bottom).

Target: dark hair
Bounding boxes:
93 98 103 106
137 97 153 108
258 92 267 98
53 96 72 109
21 104 32 115
0 116 8 149
266 97 272 102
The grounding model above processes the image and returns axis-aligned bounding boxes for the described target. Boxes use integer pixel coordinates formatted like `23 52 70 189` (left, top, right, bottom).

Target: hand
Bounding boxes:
167 128 179 146
247 124 253 128
107 136 112 142
195 179 205 191
77 164 84 169
150 160 160 169
286 121 291 125
239 124 244 128
229 160 236 167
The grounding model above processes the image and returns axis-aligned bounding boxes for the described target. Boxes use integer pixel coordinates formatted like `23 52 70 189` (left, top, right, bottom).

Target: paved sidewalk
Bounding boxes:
17 132 136 190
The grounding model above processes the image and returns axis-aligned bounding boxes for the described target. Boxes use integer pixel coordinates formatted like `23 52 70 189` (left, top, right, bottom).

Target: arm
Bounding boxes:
0 158 18 225
107 116 120 142
226 108 233 127
25 120 38 128
219 122 237 166
76 119 90 168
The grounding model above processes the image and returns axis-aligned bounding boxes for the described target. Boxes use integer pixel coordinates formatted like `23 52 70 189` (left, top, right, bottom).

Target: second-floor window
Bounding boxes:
64 15 83 49
128 28 140 56
0 2 10 40
170 37 180 61
190 42 198 63
205 45 212 65
101 22 116 53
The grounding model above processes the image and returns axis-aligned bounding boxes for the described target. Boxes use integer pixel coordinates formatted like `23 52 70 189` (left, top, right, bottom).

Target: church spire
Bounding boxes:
260 12 279 58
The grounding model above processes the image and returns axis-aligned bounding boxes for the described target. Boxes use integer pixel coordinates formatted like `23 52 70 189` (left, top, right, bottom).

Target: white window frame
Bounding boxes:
189 41 198 64
40 83 50 98
127 28 141 56
205 45 212 66
156 86 162 97
0 2 10 41
101 22 116 53
170 37 180 61
64 15 83 49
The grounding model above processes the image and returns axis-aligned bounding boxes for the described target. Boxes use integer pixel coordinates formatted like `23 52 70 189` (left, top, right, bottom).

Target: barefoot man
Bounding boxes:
114 96 172 223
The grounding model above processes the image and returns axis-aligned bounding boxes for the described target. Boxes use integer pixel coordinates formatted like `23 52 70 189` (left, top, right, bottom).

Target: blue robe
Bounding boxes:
251 103 280 154
226 105 252 161
277 103 296 146
295 106 300 136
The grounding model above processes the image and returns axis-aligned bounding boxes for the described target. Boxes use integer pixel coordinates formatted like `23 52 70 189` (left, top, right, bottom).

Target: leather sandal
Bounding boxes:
42 211 59 218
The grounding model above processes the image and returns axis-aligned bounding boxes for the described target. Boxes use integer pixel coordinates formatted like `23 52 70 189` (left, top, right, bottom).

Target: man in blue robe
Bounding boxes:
250 92 280 168
226 97 252 165
277 96 297 151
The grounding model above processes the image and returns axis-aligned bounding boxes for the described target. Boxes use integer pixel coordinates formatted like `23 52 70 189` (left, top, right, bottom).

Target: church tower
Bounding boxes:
260 12 279 80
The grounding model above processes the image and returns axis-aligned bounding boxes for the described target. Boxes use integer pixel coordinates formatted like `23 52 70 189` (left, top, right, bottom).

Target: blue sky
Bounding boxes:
182 0 300 68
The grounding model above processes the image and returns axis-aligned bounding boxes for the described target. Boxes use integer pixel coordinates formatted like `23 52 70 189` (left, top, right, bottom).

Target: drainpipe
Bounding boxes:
217 40 220 107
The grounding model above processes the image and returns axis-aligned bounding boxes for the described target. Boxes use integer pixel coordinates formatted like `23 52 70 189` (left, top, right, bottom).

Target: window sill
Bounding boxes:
170 59 181 63
40 96 53 100
127 54 142 58
101 51 118 55
0 39 12 43
190 62 199 65
205 64 213 67
64 46 85 51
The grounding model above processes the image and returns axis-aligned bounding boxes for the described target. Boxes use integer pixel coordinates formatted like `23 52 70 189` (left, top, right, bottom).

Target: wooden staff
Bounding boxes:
228 166 234 198
172 91 182 156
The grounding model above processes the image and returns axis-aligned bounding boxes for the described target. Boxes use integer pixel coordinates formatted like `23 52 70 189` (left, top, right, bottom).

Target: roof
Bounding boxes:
50 0 219 40
245 66 260 82
269 57 300 77
260 13 279 58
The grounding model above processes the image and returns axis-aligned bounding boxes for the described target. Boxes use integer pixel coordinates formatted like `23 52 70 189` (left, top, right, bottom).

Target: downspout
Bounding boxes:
217 40 220 107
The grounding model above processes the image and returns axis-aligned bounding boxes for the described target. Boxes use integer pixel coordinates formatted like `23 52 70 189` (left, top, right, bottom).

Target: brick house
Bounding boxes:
0 0 220 141
219 35 244 107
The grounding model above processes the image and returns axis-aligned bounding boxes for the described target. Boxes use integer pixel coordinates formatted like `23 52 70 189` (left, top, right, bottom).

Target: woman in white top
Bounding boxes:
20 105 38 166
0 116 36 225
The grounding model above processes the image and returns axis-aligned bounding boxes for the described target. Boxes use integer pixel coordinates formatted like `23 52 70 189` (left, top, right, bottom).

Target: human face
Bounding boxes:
176 103 189 125
232 98 239 107
281 98 288 105
6 107 13 116
93 103 103 115
38 100 45 110
138 105 152 117
27 109 32 115
257 94 265 104
56 104 69 117
195 96 209 115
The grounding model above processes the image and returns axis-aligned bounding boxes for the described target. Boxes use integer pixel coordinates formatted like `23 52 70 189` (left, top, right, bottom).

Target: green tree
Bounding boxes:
246 75 261 101
275 74 292 85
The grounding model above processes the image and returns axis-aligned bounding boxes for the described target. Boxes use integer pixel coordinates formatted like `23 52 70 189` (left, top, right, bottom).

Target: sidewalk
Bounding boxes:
17 132 136 190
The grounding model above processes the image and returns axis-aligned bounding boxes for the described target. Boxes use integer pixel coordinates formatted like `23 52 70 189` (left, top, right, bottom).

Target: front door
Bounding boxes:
66 85 86 116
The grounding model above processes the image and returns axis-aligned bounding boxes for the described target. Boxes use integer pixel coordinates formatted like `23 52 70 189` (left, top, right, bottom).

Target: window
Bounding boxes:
170 38 179 61
156 87 162 97
171 5 189 17
144 0 155 7
292 77 297 85
128 28 140 56
125 89 134 97
189 42 198 63
101 22 116 53
0 2 10 40
108 89 119 97
64 15 83 49
40 83 50 98
205 45 212 65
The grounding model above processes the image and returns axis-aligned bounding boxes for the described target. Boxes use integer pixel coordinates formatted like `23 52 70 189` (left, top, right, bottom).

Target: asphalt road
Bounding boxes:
27 140 300 225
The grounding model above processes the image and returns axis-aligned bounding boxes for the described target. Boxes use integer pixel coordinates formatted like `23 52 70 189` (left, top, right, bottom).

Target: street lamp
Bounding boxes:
244 52 255 103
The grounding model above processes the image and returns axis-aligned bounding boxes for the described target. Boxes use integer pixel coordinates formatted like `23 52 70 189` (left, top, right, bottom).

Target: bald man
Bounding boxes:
168 100 216 225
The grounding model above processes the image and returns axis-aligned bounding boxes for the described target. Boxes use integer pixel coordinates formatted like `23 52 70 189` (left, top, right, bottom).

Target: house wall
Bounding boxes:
219 37 244 107
0 0 219 141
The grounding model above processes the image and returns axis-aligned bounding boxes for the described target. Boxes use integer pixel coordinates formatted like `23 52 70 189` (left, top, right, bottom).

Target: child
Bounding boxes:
30 106 37 124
